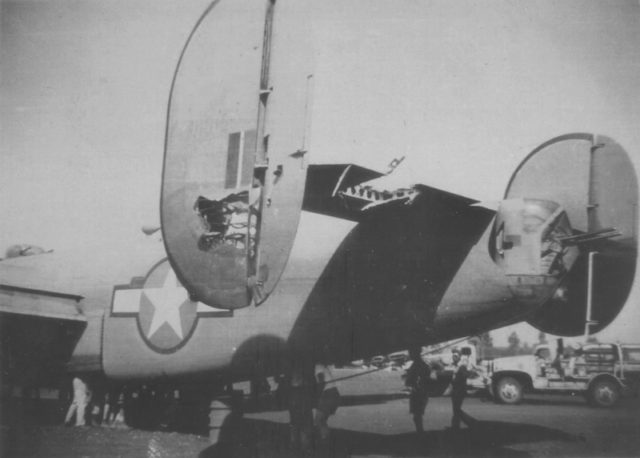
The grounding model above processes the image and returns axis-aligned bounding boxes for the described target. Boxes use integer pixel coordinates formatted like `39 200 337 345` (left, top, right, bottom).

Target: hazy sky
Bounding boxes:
1 0 639 345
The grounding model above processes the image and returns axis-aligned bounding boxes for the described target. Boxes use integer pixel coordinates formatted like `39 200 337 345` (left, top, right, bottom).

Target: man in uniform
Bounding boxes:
450 348 475 431
288 366 315 452
314 363 340 442
405 346 431 433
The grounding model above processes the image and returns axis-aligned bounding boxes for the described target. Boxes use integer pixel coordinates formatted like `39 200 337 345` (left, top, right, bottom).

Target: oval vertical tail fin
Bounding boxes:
504 134 637 335
160 0 312 309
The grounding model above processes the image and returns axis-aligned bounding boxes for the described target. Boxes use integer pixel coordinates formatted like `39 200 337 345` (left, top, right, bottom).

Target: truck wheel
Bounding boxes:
495 376 523 404
589 379 620 408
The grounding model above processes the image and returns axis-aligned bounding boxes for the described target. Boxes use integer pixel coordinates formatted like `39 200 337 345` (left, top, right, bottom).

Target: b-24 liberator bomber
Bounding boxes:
1 0 637 430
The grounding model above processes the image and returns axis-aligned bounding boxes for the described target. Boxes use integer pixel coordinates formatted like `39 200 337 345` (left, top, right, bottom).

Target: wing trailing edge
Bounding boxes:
0 284 85 322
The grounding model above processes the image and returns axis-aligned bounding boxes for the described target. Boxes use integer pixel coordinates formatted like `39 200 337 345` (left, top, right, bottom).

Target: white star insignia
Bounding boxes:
143 268 190 339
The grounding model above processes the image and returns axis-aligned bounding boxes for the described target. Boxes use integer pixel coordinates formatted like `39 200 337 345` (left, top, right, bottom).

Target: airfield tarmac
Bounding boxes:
4 367 640 457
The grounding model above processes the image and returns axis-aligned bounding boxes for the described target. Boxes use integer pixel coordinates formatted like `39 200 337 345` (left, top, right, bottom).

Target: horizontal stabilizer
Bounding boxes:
303 164 384 220
303 163 489 223
303 164 485 221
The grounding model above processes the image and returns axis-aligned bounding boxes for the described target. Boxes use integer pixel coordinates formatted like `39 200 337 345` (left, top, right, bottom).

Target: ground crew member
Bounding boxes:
288 367 315 452
405 346 431 433
64 376 90 426
103 386 127 427
314 363 340 441
450 348 475 431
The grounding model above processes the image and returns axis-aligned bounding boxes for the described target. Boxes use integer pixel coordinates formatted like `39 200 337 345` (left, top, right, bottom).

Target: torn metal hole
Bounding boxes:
193 186 261 254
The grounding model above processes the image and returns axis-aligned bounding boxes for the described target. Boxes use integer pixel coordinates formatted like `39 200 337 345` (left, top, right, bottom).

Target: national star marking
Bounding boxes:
143 267 190 340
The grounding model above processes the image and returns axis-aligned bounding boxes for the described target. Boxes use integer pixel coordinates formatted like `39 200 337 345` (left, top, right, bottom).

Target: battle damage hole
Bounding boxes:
194 192 257 254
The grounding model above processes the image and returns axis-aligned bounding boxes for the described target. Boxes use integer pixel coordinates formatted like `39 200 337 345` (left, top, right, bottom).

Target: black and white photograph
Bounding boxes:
1 1 639 456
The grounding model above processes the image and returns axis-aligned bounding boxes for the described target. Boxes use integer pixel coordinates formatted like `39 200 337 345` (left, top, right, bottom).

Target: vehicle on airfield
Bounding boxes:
483 340 640 407
368 355 389 368
415 342 486 396
1 0 639 438
387 351 410 368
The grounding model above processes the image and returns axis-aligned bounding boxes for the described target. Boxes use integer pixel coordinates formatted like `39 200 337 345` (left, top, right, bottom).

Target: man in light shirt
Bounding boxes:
64 376 91 427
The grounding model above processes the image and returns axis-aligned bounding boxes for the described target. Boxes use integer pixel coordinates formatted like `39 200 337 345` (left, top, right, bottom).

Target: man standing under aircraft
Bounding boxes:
450 348 476 431
288 367 315 452
314 363 341 441
405 346 431 433
64 376 91 427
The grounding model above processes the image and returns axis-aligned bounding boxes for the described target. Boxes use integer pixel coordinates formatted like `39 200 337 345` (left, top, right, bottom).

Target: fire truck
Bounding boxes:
480 341 640 407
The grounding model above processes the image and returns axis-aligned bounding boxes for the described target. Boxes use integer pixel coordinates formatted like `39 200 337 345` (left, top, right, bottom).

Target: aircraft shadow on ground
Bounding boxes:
338 393 408 407
243 393 408 414
199 417 582 458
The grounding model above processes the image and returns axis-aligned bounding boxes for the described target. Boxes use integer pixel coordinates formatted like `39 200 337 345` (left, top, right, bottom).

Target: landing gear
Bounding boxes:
208 385 243 445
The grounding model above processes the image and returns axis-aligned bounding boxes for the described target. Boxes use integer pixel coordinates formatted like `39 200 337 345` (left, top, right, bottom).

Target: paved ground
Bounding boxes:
3 368 640 457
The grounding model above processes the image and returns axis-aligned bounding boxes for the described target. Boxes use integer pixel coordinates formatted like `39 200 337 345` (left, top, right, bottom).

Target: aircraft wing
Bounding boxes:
0 284 85 321
0 253 86 320
0 255 88 382
303 163 488 221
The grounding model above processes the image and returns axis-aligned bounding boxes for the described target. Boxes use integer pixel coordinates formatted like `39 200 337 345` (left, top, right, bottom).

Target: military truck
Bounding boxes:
484 341 640 407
